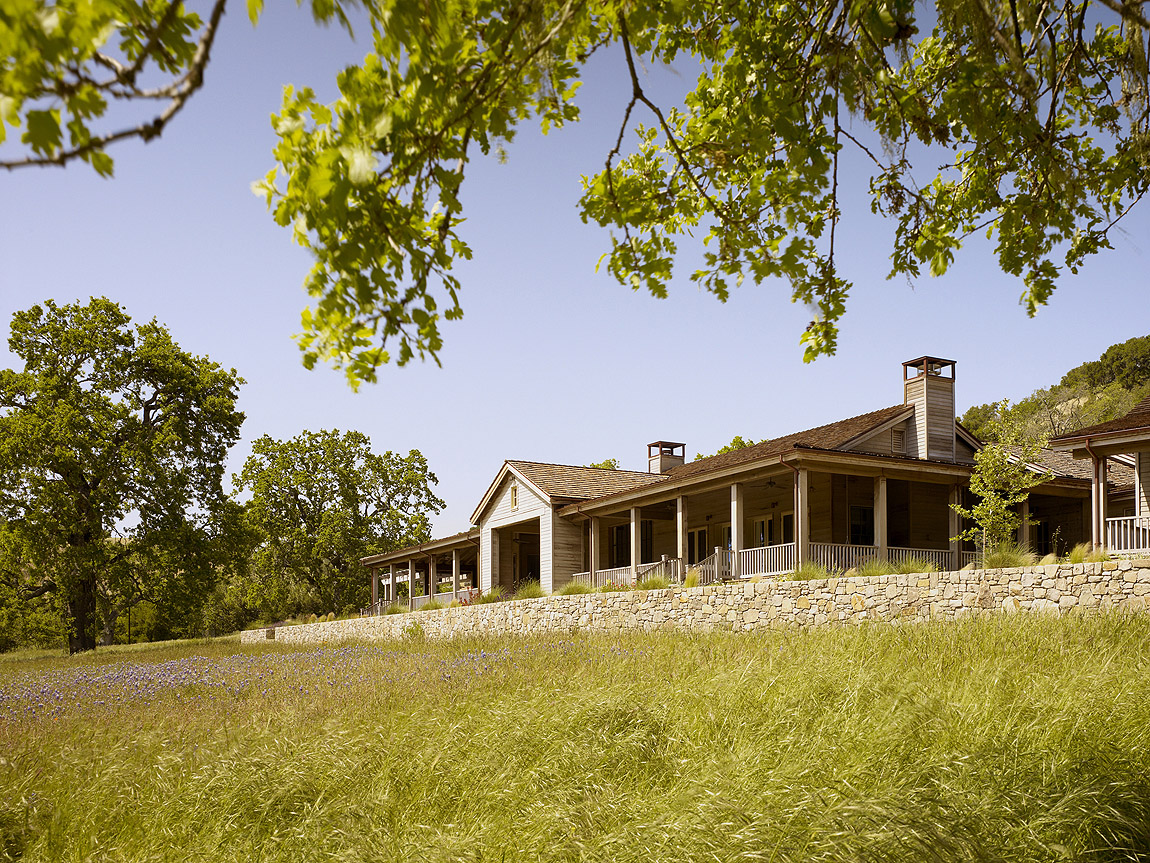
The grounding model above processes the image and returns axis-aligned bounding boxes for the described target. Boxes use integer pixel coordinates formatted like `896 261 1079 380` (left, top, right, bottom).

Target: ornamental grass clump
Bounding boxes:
512 581 544 601
383 603 405 615
788 561 832 581
419 600 444 612
1067 542 1111 564
983 542 1037 569
854 558 896 578
893 556 939 575
683 569 700 588
473 586 505 604
558 581 592 595
635 575 670 591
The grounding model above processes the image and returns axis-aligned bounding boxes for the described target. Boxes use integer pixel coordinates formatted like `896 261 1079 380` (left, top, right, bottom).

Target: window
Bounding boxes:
849 505 875 546
891 428 906 454
509 484 518 510
781 513 794 544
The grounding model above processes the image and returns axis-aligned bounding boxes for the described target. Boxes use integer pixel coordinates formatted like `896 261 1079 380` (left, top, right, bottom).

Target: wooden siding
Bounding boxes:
904 377 926 458
851 420 911 456
482 474 549 529
926 378 956 461
809 472 833 542
550 513 583 591
888 480 951 549
479 473 552 592
954 436 977 465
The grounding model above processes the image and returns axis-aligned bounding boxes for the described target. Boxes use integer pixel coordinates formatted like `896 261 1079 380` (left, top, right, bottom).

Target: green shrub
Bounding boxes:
558 581 593 595
449 600 463 608
512 581 545 600
474 586 506 604
893 556 939 575
983 542 1037 569
683 569 700 588
383 603 405 615
635 575 669 591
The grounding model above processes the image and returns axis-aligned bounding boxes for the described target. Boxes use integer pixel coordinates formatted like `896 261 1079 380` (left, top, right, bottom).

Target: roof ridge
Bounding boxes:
507 458 658 477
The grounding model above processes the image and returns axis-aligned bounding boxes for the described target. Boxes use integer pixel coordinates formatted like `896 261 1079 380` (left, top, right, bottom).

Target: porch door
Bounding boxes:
781 512 794 544
752 517 772 548
687 527 707 564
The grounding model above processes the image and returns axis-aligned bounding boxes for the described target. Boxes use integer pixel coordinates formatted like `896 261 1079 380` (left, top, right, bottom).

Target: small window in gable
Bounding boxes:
509 483 518 510
891 428 906 455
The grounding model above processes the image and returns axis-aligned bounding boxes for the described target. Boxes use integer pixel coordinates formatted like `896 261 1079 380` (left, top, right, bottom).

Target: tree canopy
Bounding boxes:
234 429 445 617
695 436 761 461
4 1 1149 384
0 298 246 652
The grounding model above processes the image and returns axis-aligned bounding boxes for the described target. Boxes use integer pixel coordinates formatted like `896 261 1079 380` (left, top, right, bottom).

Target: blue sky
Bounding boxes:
2 4 1147 535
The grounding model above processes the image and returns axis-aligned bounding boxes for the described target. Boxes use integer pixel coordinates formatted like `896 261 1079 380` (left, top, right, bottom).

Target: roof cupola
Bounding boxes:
902 357 956 461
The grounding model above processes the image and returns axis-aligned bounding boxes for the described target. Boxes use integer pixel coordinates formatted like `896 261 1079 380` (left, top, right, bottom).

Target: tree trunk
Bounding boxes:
67 573 97 653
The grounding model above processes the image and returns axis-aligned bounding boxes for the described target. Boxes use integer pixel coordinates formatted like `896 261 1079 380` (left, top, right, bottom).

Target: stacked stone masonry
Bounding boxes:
240 561 1150 645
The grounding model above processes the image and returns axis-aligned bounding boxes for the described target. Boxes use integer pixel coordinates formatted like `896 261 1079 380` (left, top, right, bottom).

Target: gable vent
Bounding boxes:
891 428 906 455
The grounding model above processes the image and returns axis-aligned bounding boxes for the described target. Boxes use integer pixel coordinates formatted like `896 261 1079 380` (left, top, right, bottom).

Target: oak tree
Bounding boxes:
0 298 245 652
235 429 445 616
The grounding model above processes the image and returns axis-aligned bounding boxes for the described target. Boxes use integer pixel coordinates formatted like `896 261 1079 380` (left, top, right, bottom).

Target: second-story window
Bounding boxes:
509 484 518 510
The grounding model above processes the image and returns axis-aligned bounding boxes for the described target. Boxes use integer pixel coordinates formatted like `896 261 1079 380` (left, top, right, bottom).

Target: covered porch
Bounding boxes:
566 458 972 585
361 530 480 615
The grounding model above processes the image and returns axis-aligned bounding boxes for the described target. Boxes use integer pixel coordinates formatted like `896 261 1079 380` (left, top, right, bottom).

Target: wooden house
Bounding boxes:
362 357 1132 608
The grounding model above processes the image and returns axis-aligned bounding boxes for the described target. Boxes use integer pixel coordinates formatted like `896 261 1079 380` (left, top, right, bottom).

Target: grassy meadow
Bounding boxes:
3 616 1150 862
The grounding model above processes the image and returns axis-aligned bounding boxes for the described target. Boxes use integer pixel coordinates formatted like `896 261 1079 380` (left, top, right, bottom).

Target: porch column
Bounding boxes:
1017 499 1030 549
407 558 416 610
676 496 687 563
589 516 601 578
1091 456 1107 549
428 554 436 601
630 506 641 582
371 567 378 608
452 548 461 599
948 484 961 571
874 477 888 562
389 564 397 606
730 483 744 577
796 467 809 565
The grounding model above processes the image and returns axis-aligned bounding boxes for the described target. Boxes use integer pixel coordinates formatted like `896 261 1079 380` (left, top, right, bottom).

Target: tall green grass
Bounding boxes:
4 617 1150 861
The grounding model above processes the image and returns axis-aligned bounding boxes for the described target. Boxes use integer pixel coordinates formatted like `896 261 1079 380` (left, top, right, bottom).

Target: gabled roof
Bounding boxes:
661 404 912 481
469 459 667 524
507 460 668 500
1049 395 1150 442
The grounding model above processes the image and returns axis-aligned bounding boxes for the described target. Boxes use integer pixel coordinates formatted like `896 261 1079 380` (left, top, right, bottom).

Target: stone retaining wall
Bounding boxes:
240 560 1150 645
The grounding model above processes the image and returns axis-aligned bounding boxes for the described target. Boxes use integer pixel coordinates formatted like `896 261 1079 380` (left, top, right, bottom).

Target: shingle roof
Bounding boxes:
508 461 669 501
662 404 912 480
1006 446 1136 488
1051 396 1150 441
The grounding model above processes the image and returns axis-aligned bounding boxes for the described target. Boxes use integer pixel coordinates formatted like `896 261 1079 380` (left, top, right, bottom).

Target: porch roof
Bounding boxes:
359 528 480 567
1008 445 1135 488
1049 396 1150 455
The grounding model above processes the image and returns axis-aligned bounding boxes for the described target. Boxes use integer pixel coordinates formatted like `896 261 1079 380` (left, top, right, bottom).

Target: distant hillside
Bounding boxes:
961 335 1150 441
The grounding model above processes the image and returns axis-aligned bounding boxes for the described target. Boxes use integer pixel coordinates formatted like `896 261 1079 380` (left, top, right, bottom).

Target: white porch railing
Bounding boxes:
809 542 878 572
572 565 634 589
636 557 684 584
887 546 951 571
738 543 796 577
1107 516 1150 556
688 549 734 585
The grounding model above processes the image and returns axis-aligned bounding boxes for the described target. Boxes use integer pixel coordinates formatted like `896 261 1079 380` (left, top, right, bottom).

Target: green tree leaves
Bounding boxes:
235 429 445 616
260 0 1149 382
0 298 246 652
